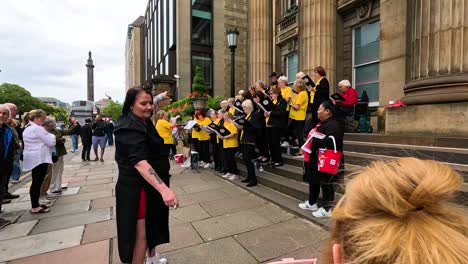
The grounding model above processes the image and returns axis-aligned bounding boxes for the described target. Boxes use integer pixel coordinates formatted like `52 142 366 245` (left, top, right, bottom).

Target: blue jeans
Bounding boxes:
71 134 78 151
10 152 22 181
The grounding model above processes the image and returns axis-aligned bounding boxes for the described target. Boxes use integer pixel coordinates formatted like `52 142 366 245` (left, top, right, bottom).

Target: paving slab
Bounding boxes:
235 218 328 262
251 204 296 224
85 178 114 186
111 238 122 264
90 196 116 210
0 226 84 263
2 201 31 212
0 210 24 224
12 188 30 195
192 210 272 241
221 186 250 197
79 183 114 193
169 204 210 223
54 190 113 205
86 174 115 180
266 244 323 264
9 239 110 264
180 181 228 194
200 194 268 216
18 201 91 223
169 216 184 226
82 220 117 244
171 186 186 196
178 189 230 207
158 223 204 253
0 220 37 241
31 208 111 235
164 237 257 264
63 176 87 183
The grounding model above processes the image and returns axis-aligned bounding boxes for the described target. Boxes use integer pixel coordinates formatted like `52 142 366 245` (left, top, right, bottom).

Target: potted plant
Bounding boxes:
190 65 208 110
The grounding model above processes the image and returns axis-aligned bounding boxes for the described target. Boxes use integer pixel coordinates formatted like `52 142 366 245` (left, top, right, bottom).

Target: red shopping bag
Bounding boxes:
317 136 342 175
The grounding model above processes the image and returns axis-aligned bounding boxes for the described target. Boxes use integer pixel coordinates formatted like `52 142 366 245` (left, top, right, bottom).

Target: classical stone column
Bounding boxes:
403 0 468 105
300 0 337 86
249 0 273 84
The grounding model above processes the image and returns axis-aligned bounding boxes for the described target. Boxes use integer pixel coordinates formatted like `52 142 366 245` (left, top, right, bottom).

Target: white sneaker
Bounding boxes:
281 141 289 148
228 174 239 181
203 163 211 169
222 173 232 178
298 200 318 211
312 207 332 218
145 253 167 264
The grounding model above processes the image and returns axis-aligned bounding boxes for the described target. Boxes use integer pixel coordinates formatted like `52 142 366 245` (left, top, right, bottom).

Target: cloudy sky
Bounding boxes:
0 0 147 104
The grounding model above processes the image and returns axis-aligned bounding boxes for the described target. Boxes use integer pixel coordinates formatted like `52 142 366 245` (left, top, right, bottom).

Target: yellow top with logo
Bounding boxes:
192 116 211 141
155 119 173 145
310 77 323 103
289 90 308 121
265 99 277 127
229 107 235 115
281 86 292 111
223 121 239 149
214 118 221 143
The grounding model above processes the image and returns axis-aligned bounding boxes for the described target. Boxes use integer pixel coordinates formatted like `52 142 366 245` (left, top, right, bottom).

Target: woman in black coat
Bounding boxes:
299 101 344 218
114 87 177 264
239 99 258 187
251 91 270 163
265 86 287 166
80 119 93 161
310 66 330 126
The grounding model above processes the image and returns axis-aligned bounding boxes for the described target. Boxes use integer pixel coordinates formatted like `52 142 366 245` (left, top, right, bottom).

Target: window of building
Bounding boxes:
286 0 298 9
192 0 212 45
169 0 174 48
162 0 167 53
353 20 380 106
191 54 213 95
286 53 298 84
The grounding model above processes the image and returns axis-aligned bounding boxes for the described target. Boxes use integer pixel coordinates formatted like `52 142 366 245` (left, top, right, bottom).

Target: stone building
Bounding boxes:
132 0 248 99
125 16 145 91
248 0 468 136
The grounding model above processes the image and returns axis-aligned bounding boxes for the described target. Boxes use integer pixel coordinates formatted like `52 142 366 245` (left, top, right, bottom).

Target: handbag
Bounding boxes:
317 136 342 175
52 154 59 163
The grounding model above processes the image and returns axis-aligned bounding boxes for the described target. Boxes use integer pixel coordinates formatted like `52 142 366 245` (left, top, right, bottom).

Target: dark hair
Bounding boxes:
254 90 266 99
122 87 153 115
194 109 206 118
314 66 327 77
270 86 281 95
320 100 337 116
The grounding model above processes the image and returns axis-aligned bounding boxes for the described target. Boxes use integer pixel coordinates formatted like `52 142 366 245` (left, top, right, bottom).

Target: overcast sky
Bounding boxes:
0 0 147 104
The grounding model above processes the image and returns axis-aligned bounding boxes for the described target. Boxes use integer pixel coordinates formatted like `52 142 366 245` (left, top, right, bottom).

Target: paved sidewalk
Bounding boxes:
0 146 329 264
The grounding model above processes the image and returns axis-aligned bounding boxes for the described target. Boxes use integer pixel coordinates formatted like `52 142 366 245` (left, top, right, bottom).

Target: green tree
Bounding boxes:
0 83 67 117
102 100 123 121
191 65 207 96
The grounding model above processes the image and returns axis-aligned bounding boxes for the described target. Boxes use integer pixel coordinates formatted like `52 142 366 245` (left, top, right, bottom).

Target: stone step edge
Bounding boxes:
344 140 468 154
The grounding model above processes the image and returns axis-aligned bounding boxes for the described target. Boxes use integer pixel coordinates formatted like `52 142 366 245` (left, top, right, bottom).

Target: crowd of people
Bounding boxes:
184 66 358 218
0 103 116 228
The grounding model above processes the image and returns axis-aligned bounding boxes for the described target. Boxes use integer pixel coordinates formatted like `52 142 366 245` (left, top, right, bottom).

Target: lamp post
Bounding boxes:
226 28 239 98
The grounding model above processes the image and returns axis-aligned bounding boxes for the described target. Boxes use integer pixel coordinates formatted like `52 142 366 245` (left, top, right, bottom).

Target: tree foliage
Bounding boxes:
0 83 68 120
102 100 123 121
191 65 207 95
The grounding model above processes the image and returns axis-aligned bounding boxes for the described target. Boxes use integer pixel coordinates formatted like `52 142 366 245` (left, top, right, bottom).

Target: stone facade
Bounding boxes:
125 17 144 91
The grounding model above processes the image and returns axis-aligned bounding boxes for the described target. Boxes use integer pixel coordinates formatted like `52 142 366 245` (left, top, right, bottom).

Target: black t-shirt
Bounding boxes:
92 120 107 137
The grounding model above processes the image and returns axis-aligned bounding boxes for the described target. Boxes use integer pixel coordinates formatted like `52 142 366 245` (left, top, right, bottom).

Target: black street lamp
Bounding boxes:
226 28 239 98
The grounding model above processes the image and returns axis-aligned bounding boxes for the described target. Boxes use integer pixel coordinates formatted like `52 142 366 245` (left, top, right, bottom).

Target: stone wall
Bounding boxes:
385 103 468 137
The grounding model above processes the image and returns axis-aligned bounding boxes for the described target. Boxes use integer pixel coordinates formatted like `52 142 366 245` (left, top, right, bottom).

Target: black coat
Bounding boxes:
114 112 170 263
312 77 330 110
267 97 288 128
80 124 92 144
240 113 256 144
0 125 15 189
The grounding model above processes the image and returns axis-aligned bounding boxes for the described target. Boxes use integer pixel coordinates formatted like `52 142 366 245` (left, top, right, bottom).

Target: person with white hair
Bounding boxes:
336 79 358 114
278 76 293 147
238 90 245 96
220 100 229 112
238 99 258 187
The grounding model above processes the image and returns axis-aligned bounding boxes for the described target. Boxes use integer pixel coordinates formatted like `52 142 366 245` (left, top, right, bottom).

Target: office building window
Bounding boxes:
353 20 380 106
286 53 298 84
192 0 212 45
191 53 213 95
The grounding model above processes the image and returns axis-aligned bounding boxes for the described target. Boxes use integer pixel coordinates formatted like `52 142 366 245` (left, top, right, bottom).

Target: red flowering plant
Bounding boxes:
190 66 208 99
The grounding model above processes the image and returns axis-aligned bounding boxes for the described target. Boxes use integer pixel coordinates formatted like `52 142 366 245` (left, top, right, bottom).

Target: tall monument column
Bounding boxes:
403 0 468 105
248 0 273 83
300 0 337 86
86 51 95 102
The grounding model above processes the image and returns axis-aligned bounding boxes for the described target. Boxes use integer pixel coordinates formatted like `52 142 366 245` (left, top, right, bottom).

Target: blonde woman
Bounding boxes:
155 110 179 159
322 158 468 264
288 79 309 154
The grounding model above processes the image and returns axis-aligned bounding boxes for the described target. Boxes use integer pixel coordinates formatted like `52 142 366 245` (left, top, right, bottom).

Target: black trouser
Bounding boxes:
242 144 257 184
198 140 210 163
224 148 238 174
169 144 176 156
212 140 222 170
30 163 49 208
255 126 269 159
289 119 305 148
308 169 336 211
0 162 8 212
266 127 283 164
82 141 91 160
106 133 114 145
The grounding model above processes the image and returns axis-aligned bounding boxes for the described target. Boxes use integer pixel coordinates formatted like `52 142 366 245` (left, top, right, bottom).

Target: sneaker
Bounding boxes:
228 174 239 181
203 163 211 169
298 200 318 211
312 207 332 218
281 141 289 148
145 253 167 264
51 190 63 195
11 180 21 184
222 173 232 178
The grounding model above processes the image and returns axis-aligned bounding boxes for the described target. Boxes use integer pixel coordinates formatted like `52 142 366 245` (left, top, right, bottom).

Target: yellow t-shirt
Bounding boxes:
310 77 323 103
289 90 308 121
155 119 173 145
193 117 211 141
223 121 239 148
265 99 277 127
281 86 292 111
214 118 221 143
229 107 235 115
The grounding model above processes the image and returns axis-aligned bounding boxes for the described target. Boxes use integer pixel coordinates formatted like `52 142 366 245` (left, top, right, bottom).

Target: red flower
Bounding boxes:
203 93 208 97
193 91 199 97
188 93 192 97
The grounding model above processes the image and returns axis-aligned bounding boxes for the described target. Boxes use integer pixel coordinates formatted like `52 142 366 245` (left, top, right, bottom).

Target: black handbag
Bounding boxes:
52 154 59 163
